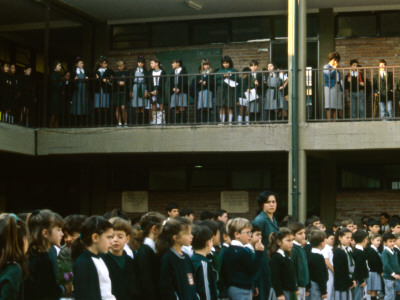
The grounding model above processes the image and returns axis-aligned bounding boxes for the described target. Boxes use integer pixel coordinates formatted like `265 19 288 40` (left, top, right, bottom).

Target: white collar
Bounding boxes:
395 245 400 250
324 244 333 250
153 69 162 74
380 70 387 76
339 245 349 251
231 240 244 247
277 249 285 257
384 246 394 255
144 237 156 253
311 248 323 255
293 240 302 247
76 68 84 74
371 245 379 252
211 246 216 253
244 243 255 252
355 244 364 251
137 67 143 72
223 243 229 248
98 68 107 73
351 71 358 76
175 67 182 74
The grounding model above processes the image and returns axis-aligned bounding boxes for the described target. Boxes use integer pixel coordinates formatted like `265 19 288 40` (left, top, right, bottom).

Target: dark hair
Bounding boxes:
200 211 214 221
280 215 297 227
216 210 227 218
98 56 108 64
325 229 335 238
306 225 319 240
71 216 113 262
166 203 179 212
361 216 369 226
309 230 326 248
137 56 146 64
1 62 9 69
104 209 131 223
75 57 83 64
24 65 32 70
250 59 259 66
288 222 305 235
52 60 61 70
378 59 387 66
172 58 183 67
341 218 354 227
333 219 341 228
199 220 219 236
156 217 191 256
382 232 395 242
353 230 368 244
192 225 213 250
242 67 251 72
63 214 86 235
136 212 165 245
221 56 233 68
389 217 400 229
333 227 351 248
305 215 320 227
150 58 163 70
380 212 390 220
268 227 293 257
349 59 359 66
180 208 194 217
328 51 341 62
367 218 380 230
252 224 261 233
256 191 277 214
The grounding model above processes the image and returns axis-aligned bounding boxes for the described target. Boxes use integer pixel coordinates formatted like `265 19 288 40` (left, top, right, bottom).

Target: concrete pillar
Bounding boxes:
320 158 336 225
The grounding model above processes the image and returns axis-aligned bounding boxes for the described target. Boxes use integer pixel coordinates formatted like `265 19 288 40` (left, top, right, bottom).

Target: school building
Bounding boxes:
1 0 400 224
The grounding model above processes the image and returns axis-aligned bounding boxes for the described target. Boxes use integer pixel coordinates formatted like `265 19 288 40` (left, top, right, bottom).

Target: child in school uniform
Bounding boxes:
102 217 138 300
0 214 28 300
194 58 215 123
24 210 70 300
382 232 400 300
333 227 356 300
322 229 335 300
268 227 298 300
149 58 167 125
237 67 250 125
308 230 329 300
244 224 263 298
288 222 309 300
113 59 130 127
157 217 198 299
248 60 263 122
352 230 369 300
170 58 189 123
217 225 231 300
134 212 165 300
191 225 218 300
394 233 400 299
94 56 114 125
199 220 220 272
366 233 383 300
263 62 283 121
129 56 149 125
221 217 264 300
72 216 115 300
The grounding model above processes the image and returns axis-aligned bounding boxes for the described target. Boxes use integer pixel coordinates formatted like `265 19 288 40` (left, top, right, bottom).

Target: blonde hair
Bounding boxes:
116 60 127 69
200 58 212 73
109 217 131 235
227 217 252 240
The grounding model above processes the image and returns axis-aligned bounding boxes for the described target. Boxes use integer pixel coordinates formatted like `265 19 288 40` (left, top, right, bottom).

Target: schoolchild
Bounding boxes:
149 58 167 125
304 225 320 258
333 228 356 300
244 224 263 298
8 64 18 124
368 219 381 236
166 202 180 220
221 217 264 300
288 222 309 300
191 225 218 300
0 214 29 300
113 59 130 127
393 233 400 299
332 220 341 233
70 57 89 120
247 59 263 122
0 62 11 121
170 58 189 123
305 215 321 229
237 67 250 125
381 232 400 300
129 56 149 125
134 212 165 300
352 230 369 300
199 220 220 266
345 59 366 119
217 224 231 299
157 217 198 300
19 65 35 127
94 56 114 125
180 208 195 223
341 218 355 232
216 56 238 124
24 209 69 300
49 61 63 128
390 218 400 235
366 233 383 300
194 58 215 123
263 62 283 121
102 217 137 300
308 230 328 300
322 229 335 300
268 227 298 300
72 216 115 300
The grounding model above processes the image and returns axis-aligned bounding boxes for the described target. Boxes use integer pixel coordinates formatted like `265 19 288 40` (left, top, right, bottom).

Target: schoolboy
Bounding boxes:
217 225 231 299
381 213 390 233
382 232 400 300
305 215 321 229
341 218 354 232
180 208 195 223
332 219 341 233
191 225 219 300
352 230 369 300
244 225 263 297
288 222 309 300
166 202 180 219
390 218 400 235
394 233 400 299
216 210 228 224
102 217 137 300
221 218 264 299
308 230 328 299
368 219 381 236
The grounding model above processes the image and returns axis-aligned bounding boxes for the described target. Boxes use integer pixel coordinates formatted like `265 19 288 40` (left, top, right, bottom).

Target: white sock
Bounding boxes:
228 114 233 122
219 114 224 122
245 115 250 125
237 115 242 125
221 114 225 122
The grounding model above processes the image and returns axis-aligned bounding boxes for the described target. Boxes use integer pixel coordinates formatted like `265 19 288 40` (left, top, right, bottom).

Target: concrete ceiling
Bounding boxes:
58 0 400 23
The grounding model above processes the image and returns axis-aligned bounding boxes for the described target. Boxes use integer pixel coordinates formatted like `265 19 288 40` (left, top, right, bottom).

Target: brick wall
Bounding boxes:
336 190 400 223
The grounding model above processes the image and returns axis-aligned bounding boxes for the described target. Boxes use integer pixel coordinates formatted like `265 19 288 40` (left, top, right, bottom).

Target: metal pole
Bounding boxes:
42 0 50 127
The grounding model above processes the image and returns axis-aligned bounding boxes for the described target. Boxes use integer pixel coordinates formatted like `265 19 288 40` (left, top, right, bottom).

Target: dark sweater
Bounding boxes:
291 243 309 287
221 244 263 290
382 248 400 280
134 243 160 300
308 250 328 295
159 248 198 300
333 248 354 291
0 263 23 300
102 251 138 300
366 246 383 273
353 247 369 284
191 253 218 300
269 251 297 296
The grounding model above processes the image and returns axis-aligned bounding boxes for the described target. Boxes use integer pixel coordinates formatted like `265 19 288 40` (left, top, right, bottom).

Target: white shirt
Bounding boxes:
144 237 156 253
355 244 364 251
293 240 302 247
244 243 255 253
311 248 323 255
153 70 162 86
124 244 133 258
76 68 84 75
277 249 285 257
322 244 333 265
384 245 394 255
182 245 193 257
91 256 116 300
175 67 182 74
231 240 244 247
380 70 387 78
98 68 107 73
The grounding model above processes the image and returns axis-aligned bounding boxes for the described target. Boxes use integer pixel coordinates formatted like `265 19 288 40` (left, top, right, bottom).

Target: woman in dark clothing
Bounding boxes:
19 65 35 127
49 61 63 128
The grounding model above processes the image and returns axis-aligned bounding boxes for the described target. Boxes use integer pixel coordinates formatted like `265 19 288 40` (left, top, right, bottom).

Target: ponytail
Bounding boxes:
156 217 190 257
268 227 293 257
137 212 165 247
334 227 351 249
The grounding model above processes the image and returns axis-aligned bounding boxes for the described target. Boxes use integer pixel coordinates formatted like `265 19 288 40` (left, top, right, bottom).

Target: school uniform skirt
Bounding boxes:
131 83 147 108
309 281 322 300
249 99 261 113
263 89 278 110
268 288 297 300
171 93 188 108
216 86 236 108
94 90 110 109
324 84 343 110
197 90 213 109
367 271 382 291
334 289 352 300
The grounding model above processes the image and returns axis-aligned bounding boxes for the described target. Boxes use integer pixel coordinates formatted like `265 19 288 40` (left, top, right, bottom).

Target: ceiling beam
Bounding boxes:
0 20 82 32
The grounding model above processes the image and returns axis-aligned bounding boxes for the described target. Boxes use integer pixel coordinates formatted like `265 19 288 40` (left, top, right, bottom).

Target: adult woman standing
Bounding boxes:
252 191 280 300
324 51 342 120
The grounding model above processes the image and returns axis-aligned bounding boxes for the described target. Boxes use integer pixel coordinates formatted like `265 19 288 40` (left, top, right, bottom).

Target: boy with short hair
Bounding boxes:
368 219 381 236
393 233 400 299
341 218 354 232
352 230 369 300
244 225 262 297
166 202 180 219
216 210 228 224
103 217 137 300
308 230 328 299
180 208 195 223
221 218 264 299
332 219 341 233
382 232 400 300
191 225 219 300
390 218 400 235
305 215 321 229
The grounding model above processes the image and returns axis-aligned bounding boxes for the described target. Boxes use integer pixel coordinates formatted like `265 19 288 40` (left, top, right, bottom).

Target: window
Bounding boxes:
273 16 288 38
380 12 400 37
231 169 271 189
149 169 186 190
190 168 229 189
231 18 271 42
151 23 189 47
111 24 150 49
192 22 229 44
337 15 377 37
341 166 380 189
307 14 318 37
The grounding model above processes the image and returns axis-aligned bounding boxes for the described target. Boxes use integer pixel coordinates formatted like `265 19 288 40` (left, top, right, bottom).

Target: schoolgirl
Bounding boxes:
94 56 114 125
263 62 284 121
216 56 238 124
0 63 10 121
170 58 189 124
157 217 198 299
70 57 89 121
49 61 63 128
72 216 115 300
195 58 215 123
149 58 166 125
134 212 165 300
332 227 356 300
8 64 18 124
237 67 250 125
248 60 263 122
24 209 68 300
129 56 149 125
0 214 28 300
113 59 130 127
268 227 297 300
366 234 383 300
322 229 335 300
19 65 35 127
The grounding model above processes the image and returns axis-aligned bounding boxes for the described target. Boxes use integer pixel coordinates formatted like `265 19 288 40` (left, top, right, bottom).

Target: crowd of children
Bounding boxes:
0 193 400 300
